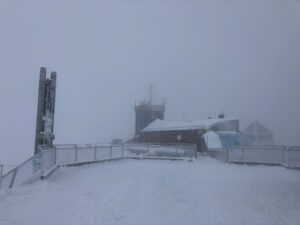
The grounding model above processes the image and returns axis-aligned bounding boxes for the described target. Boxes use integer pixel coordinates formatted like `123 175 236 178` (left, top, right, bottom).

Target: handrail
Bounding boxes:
1 155 37 178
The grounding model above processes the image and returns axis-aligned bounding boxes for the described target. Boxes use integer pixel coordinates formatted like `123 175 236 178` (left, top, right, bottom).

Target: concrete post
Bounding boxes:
74 145 78 162
242 147 245 163
110 145 112 159
226 148 229 162
94 145 97 161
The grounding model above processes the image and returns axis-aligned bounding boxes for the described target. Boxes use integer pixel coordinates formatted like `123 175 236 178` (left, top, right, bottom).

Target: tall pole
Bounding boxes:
50 72 57 143
34 67 47 155
34 67 57 155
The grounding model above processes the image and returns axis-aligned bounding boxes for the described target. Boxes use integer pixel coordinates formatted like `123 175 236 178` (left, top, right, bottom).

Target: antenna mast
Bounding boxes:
149 84 153 105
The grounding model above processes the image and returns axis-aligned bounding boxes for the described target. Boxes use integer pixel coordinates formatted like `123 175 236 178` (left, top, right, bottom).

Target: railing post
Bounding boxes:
48 148 52 168
282 148 285 166
287 147 290 168
0 164 3 189
226 148 229 162
242 147 245 163
9 168 18 188
121 144 124 158
74 145 78 163
94 145 97 161
54 146 57 166
110 145 112 159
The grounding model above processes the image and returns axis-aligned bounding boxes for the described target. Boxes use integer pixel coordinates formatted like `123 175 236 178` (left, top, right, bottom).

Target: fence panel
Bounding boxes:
0 170 15 189
209 145 300 168
76 145 95 163
55 147 76 165
285 147 300 168
228 148 244 162
12 156 40 186
95 146 111 160
229 146 285 164
124 144 150 157
111 145 122 159
243 148 282 164
208 148 228 162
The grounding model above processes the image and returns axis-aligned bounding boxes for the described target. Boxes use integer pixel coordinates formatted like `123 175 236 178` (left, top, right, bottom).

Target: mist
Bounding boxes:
1 0 300 166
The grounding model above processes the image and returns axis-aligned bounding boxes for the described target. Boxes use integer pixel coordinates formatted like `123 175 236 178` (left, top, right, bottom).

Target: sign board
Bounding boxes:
177 135 182 141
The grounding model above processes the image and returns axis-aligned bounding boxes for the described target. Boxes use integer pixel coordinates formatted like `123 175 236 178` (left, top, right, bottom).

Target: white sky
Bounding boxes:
1 0 300 165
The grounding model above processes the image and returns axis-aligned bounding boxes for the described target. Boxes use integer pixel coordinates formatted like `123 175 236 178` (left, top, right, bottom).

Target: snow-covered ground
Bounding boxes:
0 157 299 225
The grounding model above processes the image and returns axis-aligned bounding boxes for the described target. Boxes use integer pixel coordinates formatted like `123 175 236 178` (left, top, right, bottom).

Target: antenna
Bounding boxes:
149 83 153 105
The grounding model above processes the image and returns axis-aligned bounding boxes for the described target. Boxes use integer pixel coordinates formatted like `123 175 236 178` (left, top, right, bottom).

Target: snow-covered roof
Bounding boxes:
142 118 237 132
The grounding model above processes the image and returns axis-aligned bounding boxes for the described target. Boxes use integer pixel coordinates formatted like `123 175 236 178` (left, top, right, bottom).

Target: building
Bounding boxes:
243 121 274 145
135 102 165 135
137 117 242 152
135 85 165 135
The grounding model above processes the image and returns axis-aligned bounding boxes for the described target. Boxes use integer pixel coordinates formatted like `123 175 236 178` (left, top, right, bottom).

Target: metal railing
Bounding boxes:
208 145 300 168
0 155 42 189
0 143 197 189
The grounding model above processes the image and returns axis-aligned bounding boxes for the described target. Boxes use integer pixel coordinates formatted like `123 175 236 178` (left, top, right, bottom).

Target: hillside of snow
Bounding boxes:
1 158 300 225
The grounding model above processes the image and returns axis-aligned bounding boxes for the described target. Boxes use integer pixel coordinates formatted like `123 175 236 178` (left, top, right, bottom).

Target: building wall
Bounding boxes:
139 129 205 152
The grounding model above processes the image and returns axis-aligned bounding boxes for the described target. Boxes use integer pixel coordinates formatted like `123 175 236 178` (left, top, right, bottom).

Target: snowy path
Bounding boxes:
0 158 300 225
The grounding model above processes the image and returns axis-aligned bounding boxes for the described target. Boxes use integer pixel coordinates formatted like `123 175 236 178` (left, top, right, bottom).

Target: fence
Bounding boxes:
0 143 197 189
208 145 300 168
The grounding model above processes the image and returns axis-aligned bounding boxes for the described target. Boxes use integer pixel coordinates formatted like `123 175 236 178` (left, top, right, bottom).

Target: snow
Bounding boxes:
1 158 300 225
126 146 193 157
142 118 237 132
203 131 223 148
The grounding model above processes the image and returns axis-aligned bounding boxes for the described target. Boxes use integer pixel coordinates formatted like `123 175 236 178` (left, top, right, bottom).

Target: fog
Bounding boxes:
1 0 300 166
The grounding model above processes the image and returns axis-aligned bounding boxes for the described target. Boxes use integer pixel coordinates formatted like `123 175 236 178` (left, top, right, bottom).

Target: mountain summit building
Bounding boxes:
136 116 251 152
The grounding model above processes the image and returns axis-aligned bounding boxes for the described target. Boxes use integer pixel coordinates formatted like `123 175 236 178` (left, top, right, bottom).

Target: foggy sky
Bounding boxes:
1 0 300 165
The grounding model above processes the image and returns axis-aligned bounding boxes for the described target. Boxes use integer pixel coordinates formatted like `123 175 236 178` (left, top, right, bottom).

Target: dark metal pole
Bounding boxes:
34 67 46 155
49 72 57 147
34 68 57 155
